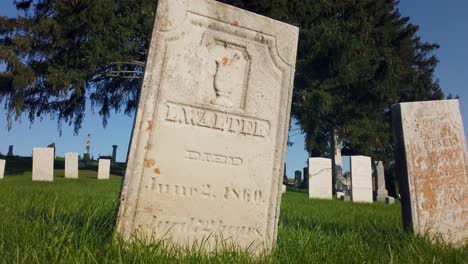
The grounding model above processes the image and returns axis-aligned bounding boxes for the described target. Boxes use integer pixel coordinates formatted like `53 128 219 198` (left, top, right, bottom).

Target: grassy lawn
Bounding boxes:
0 169 466 263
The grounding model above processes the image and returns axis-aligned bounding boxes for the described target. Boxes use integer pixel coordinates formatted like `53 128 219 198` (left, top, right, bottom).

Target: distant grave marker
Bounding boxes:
98 159 111 180
32 148 54 182
308 158 332 199
350 156 373 203
392 99 468 245
0 159 5 179
65 152 79 179
117 0 299 253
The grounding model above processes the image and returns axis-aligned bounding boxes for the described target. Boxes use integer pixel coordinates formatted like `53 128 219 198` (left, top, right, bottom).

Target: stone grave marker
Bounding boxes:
374 161 389 202
7 145 13 156
116 0 299 253
392 99 468 245
0 159 5 179
294 170 302 187
350 156 373 203
65 152 79 179
32 148 54 181
98 159 111 180
282 184 286 193
308 158 332 199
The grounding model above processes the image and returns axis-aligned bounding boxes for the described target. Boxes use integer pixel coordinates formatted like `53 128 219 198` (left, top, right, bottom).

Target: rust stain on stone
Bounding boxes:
144 144 152 150
232 21 240 26
222 57 229 65
146 121 153 131
144 158 156 168
154 168 161 174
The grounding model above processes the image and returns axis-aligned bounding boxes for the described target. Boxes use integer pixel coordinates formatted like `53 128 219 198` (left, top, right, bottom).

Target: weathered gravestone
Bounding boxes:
98 159 111 180
32 148 54 182
302 166 308 188
294 170 302 188
0 159 5 179
308 158 332 199
392 99 468 245
116 0 299 253
374 161 389 202
282 184 286 193
350 156 373 203
65 152 79 179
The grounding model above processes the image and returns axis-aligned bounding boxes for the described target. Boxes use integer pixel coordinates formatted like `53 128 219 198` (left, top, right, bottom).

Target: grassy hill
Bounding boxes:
0 164 466 263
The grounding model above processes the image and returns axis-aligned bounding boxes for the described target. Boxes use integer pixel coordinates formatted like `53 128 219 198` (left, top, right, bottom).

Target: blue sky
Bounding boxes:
0 1 467 177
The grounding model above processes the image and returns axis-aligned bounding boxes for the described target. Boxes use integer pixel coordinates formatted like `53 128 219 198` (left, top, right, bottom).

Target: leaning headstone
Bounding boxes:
32 148 54 182
294 170 302 188
0 159 5 179
350 156 373 203
98 159 111 180
392 99 468 245
116 0 299 254
308 158 332 199
374 161 389 202
65 152 79 179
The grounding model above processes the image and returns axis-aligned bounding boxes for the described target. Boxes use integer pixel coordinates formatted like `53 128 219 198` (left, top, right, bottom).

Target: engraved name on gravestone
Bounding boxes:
65 152 79 179
350 156 373 203
32 148 54 182
392 99 468 245
117 0 298 253
0 159 5 179
308 158 332 199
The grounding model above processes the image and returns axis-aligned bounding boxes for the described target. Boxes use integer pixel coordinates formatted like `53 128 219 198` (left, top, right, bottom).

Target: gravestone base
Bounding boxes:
340 195 351 202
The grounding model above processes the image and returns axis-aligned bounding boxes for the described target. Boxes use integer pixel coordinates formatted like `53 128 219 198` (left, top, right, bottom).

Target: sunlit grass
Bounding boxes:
0 170 466 263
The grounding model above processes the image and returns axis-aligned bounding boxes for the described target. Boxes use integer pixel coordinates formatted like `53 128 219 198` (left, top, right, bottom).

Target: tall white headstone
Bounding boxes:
350 156 373 203
98 159 111 180
65 152 79 179
374 161 389 202
392 99 468 246
0 159 5 179
308 158 332 199
116 0 299 253
32 148 54 182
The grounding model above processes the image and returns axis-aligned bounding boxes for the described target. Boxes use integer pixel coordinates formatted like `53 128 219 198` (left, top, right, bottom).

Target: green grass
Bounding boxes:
0 171 466 263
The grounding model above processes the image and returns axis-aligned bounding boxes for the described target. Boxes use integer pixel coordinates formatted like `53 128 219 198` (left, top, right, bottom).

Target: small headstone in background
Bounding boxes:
65 152 79 179
385 196 395 205
32 148 54 182
350 156 373 203
294 170 302 188
282 184 286 193
0 159 5 179
374 161 389 202
336 191 345 199
340 195 351 202
308 158 332 199
98 159 111 180
392 99 468 245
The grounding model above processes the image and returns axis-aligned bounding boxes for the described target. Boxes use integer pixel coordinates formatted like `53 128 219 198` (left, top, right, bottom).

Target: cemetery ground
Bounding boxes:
0 158 465 263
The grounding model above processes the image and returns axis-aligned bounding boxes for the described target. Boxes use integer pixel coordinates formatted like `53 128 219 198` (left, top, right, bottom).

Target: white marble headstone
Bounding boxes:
392 99 468 245
32 148 54 182
98 159 111 180
65 152 79 179
308 158 332 199
116 0 299 253
0 159 5 179
350 156 373 203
